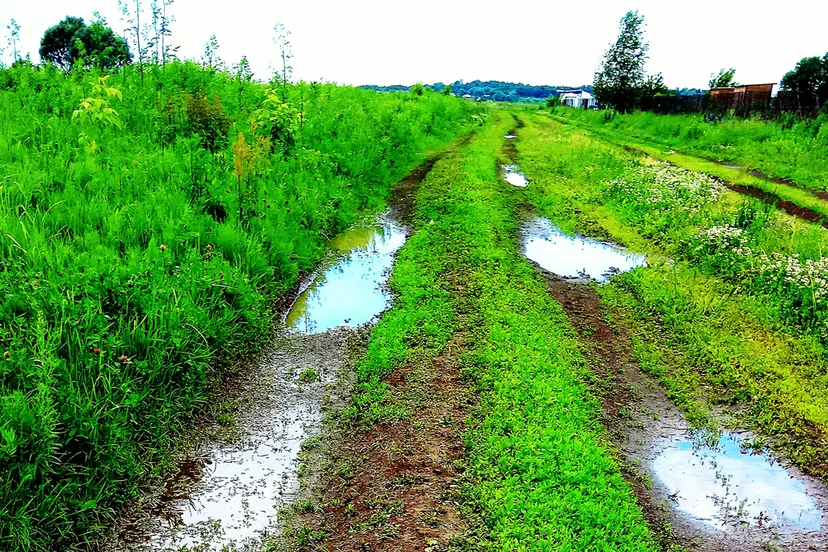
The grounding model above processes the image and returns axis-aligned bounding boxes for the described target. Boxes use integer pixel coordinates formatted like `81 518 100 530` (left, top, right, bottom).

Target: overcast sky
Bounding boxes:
1 0 826 89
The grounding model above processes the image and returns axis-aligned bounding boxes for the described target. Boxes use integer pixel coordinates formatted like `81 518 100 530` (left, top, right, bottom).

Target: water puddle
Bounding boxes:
653 434 823 533
117 219 408 551
502 165 529 187
285 220 407 333
521 217 646 282
504 133 516 139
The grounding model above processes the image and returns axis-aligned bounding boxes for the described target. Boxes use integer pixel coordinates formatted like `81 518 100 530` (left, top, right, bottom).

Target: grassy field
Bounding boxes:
516 110 828 474
0 61 479 551
554 108 828 192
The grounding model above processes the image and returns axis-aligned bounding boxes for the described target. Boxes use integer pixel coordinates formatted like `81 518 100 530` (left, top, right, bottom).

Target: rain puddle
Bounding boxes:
502 165 529 187
117 219 408 551
521 217 646 282
653 434 823 532
284 220 407 333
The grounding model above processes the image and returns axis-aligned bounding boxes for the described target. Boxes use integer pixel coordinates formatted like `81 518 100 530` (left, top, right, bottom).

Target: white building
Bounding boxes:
558 90 596 109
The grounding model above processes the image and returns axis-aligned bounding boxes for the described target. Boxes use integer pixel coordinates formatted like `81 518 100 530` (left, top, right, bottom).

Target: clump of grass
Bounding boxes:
298 367 320 383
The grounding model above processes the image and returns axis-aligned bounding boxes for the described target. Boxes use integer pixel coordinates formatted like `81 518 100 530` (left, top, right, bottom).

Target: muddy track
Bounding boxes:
699 156 828 201
295 333 473 551
531 263 828 551
620 144 828 229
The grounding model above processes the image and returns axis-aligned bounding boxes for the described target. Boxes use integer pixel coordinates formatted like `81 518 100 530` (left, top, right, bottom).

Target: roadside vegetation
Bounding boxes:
0 60 478 551
516 111 828 475
554 108 828 192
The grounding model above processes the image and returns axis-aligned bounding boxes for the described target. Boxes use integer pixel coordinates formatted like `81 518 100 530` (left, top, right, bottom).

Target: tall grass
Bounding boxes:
555 108 828 191
0 60 479 551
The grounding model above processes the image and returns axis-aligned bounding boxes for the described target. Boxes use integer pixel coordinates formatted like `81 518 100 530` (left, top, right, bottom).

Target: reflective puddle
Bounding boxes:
521 217 646 282
285 220 407 333
652 434 823 532
502 165 529 187
505 134 516 139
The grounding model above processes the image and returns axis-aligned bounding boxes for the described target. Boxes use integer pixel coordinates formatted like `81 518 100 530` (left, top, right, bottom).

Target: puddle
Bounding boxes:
653 434 823 533
115 329 353 551
520 217 646 282
504 134 516 139
285 220 407 333
502 165 529 187
115 220 408 551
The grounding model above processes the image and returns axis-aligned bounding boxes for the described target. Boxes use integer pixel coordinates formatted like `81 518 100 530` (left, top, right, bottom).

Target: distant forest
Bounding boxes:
361 80 706 103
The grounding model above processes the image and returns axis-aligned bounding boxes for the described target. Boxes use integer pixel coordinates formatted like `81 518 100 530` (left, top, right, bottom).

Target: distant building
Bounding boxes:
557 90 596 109
710 83 775 111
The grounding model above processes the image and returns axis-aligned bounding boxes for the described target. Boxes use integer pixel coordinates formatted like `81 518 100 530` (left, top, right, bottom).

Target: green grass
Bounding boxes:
0 61 480 551
346 109 656 550
551 108 828 192
516 112 828 475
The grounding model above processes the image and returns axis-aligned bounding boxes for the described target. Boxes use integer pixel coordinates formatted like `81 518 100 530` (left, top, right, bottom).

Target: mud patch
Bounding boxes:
521 217 646 282
285 220 407 334
289 333 473 551
108 328 357 552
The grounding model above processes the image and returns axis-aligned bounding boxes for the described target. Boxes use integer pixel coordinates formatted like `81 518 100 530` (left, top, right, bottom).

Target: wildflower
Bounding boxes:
119 354 128 362
160 244 167 252
206 244 212 251
93 348 101 355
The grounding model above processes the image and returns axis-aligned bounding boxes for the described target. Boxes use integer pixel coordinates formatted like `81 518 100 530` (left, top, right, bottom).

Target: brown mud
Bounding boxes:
530 259 828 551
290 334 474 551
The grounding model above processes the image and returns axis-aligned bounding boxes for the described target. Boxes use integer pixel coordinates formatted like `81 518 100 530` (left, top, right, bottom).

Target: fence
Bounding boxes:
639 91 822 118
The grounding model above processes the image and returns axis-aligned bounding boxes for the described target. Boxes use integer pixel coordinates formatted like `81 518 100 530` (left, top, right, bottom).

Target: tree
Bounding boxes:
593 11 649 112
70 22 132 70
39 16 131 70
40 16 86 69
781 54 828 112
709 67 738 89
640 72 671 104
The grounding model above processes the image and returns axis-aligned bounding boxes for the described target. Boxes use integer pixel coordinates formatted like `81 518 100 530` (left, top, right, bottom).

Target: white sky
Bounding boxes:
1 0 826 89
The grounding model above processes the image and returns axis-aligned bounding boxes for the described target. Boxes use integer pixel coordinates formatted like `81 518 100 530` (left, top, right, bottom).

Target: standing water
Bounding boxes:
285 221 407 333
502 165 529 187
652 434 823 533
117 219 407 551
521 217 646 281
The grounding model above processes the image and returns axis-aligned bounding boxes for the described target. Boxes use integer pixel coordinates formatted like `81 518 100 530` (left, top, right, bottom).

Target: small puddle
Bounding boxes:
521 217 646 282
502 165 529 187
285 220 407 333
504 134 516 139
653 434 823 533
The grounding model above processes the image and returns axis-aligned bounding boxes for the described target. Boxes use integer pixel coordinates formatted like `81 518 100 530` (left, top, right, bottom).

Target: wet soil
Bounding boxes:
106 328 359 551
389 131 476 231
292 333 474 551
533 266 828 551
